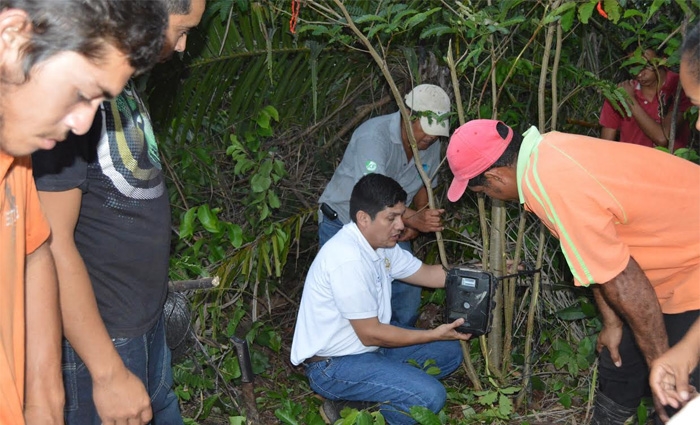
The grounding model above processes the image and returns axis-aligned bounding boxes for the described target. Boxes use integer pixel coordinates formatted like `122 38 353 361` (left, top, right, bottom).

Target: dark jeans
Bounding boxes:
62 315 182 425
318 215 422 326
597 310 700 418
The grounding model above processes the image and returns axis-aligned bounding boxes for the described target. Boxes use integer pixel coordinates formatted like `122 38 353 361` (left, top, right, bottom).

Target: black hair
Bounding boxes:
165 0 192 15
681 22 700 82
1 0 168 78
467 122 523 188
349 174 407 223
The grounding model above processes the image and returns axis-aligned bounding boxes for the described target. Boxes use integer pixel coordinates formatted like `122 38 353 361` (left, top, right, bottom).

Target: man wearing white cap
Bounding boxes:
318 84 452 326
445 119 700 424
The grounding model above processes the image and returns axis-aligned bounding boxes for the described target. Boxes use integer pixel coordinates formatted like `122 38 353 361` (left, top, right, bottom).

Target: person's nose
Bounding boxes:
395 216 405 232
64 101 100 136
175 34 188 53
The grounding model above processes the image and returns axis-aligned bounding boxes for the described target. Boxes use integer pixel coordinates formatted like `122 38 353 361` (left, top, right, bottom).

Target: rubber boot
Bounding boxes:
590 392 638 425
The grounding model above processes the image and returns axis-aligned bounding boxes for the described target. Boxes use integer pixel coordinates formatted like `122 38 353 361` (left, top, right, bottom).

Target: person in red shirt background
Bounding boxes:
599 48 692 151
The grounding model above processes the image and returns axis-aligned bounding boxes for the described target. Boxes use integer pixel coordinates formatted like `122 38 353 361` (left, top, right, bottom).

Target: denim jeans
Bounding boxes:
319 215 422 326
305 337 463 425
62 315 182 425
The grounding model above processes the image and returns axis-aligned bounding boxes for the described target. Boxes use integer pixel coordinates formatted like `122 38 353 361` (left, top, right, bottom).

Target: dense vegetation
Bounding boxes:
144 1 699 423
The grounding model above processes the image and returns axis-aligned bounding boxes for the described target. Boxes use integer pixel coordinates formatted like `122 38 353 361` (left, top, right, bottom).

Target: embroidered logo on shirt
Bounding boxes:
365 161 377 172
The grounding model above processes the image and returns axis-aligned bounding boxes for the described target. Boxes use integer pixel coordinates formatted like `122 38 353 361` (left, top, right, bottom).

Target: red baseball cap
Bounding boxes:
446 120 513 202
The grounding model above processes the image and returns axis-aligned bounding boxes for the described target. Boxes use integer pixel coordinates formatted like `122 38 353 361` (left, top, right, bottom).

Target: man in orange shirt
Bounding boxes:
445 119 700 424
0 1 166 423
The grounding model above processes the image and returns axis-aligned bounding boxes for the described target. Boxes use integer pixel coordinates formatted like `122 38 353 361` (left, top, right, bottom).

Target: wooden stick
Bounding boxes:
168 276 220 292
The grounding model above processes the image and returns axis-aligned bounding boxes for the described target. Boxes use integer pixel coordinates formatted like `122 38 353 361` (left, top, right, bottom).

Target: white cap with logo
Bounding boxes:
404 84 451 137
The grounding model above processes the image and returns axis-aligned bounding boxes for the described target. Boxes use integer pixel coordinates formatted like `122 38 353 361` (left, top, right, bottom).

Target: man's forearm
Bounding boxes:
599 257 668 365
630 102 671 146
38 189 126 382
592 285 622 327
24 243 64 418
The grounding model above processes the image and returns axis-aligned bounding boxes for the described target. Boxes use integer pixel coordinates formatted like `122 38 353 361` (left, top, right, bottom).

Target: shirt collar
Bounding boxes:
516 126 543 204
346 222 383 262
389 111 404 146
0 151 17 179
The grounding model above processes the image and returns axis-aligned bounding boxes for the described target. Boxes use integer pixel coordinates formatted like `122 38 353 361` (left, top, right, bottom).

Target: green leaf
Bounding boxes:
227 224 244 248
559 392 572 409
409 405 442 425
228 417 247 425
649 0 666 18
403 8 441 29
274 406 299 425
340 409 359 424
577 1 596 24
555 304 587 321
550 1 577 18
222 355 241 380
354 14 387 24
602 0 621 23
577 353 592 370
560 7 576 31
256 109 271 129
367 23 388 39
578 336 595 356
371 411 386 425
263 105 279 122
498 394 513 417
622 9 645 18
478 391 498 405
425 366 441 376
267 191 281 209
531 376 545 391
251 174 272 192
581 299 597 317
420 24 455 39
179 207 197 238
197 204 220 233
554 355 569 370
637 401 649 424
500 386 520 395
355 411 373 425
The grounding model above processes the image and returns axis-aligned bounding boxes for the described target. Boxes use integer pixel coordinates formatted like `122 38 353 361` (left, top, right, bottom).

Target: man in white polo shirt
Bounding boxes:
293 173 470 425
318 84 452 327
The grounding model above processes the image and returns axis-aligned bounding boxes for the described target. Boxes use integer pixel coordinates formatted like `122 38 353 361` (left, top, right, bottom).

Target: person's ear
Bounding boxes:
485 166 517 186
0 10 31 76
483 168 504 184
356 210 371 229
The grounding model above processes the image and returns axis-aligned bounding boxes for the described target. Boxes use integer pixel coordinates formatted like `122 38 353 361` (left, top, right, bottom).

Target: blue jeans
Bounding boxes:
319 215 422 326
305 338 463 425
62 315 182 425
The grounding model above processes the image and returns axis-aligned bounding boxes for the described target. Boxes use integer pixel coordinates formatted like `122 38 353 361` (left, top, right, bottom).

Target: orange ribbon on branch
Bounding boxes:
597 1 608 19
290 0 300 34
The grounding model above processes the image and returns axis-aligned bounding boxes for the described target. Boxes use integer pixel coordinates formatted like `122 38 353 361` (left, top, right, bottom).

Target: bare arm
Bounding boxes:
600 127 618 141
650 318 700 414
350 317 471 347
593 285 624 367
400 264 446 289
38 189 152 424
24 242 63 424
402 187 444 234
597 256 668 366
